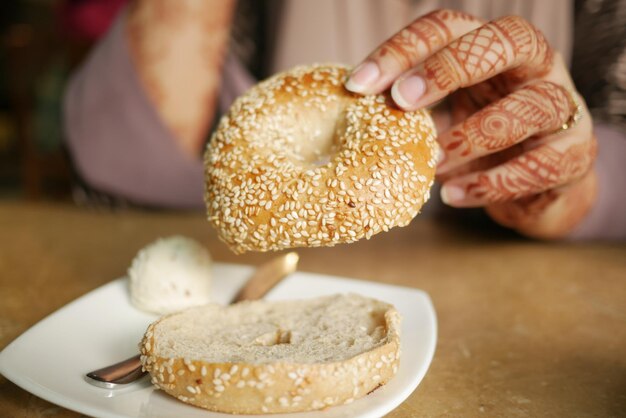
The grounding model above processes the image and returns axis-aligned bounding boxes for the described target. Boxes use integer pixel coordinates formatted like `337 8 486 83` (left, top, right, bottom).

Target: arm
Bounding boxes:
126 0 234 157
64 0 234 208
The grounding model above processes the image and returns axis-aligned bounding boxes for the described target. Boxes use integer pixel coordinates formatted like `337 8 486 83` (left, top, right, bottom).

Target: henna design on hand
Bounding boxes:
355 9 596 236
420 15 553 100
462 139 597 204
374 10 482 69
440 81 573 163
354 9 483 93
487 189 561 231
376 12 451 67
485 170 598 239
494 16 553 83
425 24 507 91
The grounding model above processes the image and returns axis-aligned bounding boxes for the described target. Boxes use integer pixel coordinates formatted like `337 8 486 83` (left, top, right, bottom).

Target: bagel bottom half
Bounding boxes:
140 294 401 414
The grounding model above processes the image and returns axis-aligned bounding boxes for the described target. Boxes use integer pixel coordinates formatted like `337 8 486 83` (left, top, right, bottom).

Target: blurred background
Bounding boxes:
1 0 624 209
0 0 125 202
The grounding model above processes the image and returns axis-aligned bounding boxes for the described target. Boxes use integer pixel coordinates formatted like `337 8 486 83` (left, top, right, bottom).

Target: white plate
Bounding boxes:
0 263 436 418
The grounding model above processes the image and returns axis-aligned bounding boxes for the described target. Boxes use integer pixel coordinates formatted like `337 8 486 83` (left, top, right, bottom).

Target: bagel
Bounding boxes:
204 64 438 253
139 294 401 414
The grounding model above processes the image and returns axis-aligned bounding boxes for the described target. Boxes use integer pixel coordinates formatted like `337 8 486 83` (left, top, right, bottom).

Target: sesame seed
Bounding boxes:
205 64 435 252
312 400 324 409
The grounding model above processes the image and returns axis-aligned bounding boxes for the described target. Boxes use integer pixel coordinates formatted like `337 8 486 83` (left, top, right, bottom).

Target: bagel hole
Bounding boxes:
313 154 331 166
289 106 347 167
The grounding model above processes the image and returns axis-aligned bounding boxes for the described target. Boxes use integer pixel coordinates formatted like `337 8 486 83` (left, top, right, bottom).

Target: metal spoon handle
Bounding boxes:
86 355 143 388
232 252 299 303
85 252 299 388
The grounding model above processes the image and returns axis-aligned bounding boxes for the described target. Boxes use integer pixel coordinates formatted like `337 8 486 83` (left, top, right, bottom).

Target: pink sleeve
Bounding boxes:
63 10 255 209
569 123 626 240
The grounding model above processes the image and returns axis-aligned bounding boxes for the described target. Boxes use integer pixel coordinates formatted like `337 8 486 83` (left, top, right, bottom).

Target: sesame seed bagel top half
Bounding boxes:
204 64 438 253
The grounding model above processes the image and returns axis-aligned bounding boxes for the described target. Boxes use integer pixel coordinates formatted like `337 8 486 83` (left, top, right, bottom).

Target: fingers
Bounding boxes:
485 169 598 239
345 9 484 95
437 81 574 174
391 15 553 110
440 135 597 207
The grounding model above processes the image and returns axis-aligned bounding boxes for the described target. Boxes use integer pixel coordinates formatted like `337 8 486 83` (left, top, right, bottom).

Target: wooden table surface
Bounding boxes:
0 201 624 417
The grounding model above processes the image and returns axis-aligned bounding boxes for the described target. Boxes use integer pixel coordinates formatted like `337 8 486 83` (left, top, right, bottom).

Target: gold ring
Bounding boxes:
552 88 584 135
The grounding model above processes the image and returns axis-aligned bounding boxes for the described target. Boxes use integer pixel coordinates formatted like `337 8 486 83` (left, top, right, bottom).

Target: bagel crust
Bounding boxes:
204 64 438 253
139 301 401 414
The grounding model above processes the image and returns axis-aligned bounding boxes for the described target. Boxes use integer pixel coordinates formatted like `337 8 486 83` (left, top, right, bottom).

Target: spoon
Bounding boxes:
85 252 300 389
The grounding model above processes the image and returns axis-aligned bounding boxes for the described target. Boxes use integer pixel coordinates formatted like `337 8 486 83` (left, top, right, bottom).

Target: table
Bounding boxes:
1 201 624 417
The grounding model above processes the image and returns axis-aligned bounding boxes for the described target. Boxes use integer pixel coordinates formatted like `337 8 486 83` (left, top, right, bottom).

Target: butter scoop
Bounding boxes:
128 236 212 314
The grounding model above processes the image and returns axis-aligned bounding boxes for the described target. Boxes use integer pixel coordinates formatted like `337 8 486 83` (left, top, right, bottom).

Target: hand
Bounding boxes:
345 9 597 239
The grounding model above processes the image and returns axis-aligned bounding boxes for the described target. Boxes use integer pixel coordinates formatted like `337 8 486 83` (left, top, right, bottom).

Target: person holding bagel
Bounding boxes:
63 0 626 240
344 9 597 239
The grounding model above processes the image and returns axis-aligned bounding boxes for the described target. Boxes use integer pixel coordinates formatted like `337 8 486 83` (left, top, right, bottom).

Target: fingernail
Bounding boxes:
345 61 380 93
435 147 449 174
391 75 426 109
441 184 465 205
436 147 445 164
